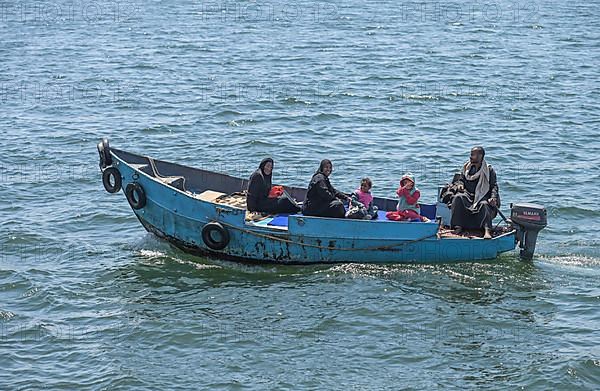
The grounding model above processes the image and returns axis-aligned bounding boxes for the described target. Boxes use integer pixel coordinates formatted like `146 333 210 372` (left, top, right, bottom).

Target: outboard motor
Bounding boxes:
510 203 547 260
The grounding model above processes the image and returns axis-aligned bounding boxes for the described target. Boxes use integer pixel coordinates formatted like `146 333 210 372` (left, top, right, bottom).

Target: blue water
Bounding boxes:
1 0 599 389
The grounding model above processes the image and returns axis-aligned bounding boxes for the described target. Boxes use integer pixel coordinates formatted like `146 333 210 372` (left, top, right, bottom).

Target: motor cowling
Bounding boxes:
510 203 547 260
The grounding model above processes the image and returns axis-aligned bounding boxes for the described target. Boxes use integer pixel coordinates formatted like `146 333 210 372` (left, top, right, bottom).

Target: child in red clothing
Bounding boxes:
386 173 426 221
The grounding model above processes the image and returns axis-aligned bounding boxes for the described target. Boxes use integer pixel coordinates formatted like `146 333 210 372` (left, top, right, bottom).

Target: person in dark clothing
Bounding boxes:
302 159 350 218
450 146 500 239
246 158 300 214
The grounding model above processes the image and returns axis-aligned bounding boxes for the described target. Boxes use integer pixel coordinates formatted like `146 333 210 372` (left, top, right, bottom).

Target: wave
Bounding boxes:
314 112 342 120
538 254 600 268
238 140 274 146
214 109 242 117
136 249 222 271
281 97 313 105
401 94 440 101
141 125 172 133
549 206 600 219
361 76 405 82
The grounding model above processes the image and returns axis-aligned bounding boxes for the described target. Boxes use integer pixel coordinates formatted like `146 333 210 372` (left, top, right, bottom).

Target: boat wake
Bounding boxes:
538 254 600 268
136 249 222 270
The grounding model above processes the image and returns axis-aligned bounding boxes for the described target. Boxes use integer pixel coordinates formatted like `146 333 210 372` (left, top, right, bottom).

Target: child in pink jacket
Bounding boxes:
349 177 378 219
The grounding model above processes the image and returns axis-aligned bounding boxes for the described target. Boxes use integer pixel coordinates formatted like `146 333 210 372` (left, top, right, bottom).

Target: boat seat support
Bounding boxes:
145 156 187 191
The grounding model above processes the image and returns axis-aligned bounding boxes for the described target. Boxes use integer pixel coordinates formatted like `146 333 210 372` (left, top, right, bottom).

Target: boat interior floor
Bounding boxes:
438 226 513 239
214 191 247 208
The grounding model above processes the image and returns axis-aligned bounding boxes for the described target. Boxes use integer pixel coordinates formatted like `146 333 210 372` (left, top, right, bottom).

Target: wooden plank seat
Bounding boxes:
195 190 227 202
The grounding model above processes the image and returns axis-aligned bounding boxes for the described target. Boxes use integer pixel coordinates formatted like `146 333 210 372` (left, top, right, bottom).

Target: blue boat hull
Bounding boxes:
104 146 518 264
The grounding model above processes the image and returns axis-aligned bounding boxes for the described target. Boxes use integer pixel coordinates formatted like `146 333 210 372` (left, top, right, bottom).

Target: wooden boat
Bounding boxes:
97 139 547 264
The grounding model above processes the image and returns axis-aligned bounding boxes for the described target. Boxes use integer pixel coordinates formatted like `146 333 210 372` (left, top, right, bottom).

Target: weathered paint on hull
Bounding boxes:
113 156 517 265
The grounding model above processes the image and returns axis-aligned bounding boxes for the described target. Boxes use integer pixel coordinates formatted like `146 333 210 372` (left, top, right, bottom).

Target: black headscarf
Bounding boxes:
247 157 274 209
257 157 273 189
316 159 332 175
304 158 345 211
259 157 273 173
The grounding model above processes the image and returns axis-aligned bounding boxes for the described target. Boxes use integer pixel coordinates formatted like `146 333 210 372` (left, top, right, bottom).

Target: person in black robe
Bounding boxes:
450 146 500 239
302 159 349 218
246 158 300 214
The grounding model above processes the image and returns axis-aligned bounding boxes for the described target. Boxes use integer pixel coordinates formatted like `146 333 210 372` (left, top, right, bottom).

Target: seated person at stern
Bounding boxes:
302 159 350 218
246 158 300 214
450 146 500 239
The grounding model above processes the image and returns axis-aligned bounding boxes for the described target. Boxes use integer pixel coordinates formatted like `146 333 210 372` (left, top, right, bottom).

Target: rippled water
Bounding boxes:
1 0 599 389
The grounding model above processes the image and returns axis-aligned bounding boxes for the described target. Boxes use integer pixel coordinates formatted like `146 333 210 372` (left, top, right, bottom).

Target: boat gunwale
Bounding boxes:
111 147 517 242
111 147 422 215
112 148 436 221
111 148 244 213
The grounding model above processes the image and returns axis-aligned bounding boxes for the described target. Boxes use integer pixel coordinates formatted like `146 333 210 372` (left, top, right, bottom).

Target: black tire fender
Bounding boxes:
102 167 122 193
125 182 146 210
97 138 112 170
201 222 230 251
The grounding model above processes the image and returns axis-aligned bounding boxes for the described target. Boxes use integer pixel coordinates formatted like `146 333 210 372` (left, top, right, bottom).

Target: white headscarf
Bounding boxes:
463 159 490 207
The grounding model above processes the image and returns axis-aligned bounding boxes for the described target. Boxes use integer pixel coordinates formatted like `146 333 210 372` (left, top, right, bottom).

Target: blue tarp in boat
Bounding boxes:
266 204 438 227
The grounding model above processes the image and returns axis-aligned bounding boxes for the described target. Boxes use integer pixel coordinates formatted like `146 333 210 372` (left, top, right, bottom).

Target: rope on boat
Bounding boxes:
217 220 440 252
